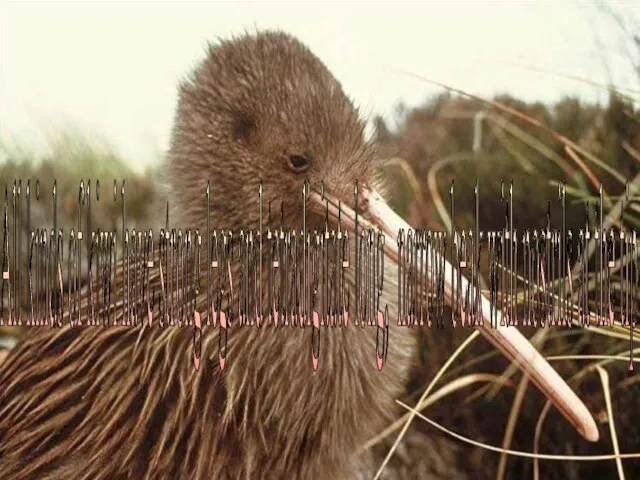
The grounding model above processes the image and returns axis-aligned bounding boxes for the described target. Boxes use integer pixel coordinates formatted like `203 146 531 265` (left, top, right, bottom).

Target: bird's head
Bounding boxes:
168 30 374 233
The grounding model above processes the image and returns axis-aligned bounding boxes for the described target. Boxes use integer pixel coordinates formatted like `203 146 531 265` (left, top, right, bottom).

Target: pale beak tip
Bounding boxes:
581 421 599 443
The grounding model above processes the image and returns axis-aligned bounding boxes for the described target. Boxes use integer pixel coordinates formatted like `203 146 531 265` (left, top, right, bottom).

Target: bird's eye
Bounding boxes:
287 155 310 173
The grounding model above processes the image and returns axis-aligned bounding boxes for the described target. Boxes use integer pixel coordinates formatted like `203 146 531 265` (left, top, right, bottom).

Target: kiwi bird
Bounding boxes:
0 31 598 479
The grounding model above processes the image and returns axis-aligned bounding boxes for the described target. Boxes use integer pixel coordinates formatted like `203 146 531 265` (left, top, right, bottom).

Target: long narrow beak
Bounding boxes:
309 184 599 443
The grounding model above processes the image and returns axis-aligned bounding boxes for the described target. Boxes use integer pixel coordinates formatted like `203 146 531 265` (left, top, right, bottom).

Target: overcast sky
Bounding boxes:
1 1 639 172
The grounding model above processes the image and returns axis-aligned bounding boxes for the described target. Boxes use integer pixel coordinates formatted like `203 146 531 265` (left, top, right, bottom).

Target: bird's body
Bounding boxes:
0 30 597 479
0 251 459 479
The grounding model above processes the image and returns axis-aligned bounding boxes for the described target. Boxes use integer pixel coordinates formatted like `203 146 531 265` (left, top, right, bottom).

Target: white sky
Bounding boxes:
1 1 639 172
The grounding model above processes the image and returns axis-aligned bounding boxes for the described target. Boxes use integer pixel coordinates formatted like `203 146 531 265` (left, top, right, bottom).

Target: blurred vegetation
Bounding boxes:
0 129 162 234
369 45 640 478
376 91 640 233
